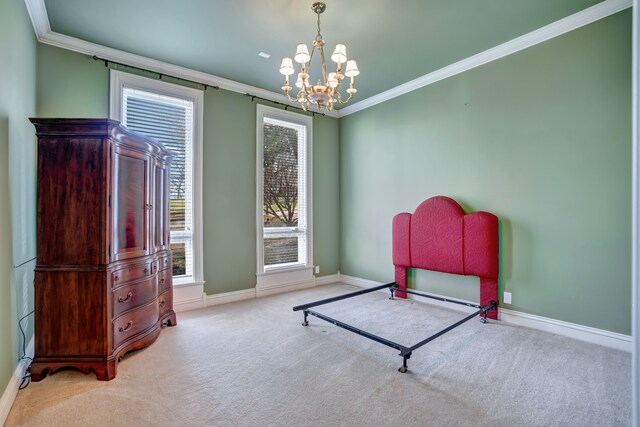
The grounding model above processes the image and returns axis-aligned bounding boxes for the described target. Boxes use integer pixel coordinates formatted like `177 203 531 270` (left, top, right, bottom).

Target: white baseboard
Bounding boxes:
314 273 341 286
0 337 34 426
339 274 395 293
498 308 631 352
256 279 315 298
341 274 632 352
173 282 206 313
174 297 206 313
198 273 340 308
205 288 256 307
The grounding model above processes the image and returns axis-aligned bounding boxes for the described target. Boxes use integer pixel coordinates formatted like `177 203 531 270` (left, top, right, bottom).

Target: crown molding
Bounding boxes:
24 0 49 38
339 0 632 117
24 0 630 119
22 0 340 119
39 32 341 118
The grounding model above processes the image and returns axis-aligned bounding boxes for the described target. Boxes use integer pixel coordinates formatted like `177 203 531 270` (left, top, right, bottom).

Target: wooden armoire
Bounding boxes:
30 118 177 381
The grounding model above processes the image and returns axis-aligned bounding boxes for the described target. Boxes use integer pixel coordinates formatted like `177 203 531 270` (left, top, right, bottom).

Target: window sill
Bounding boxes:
257 265 312 277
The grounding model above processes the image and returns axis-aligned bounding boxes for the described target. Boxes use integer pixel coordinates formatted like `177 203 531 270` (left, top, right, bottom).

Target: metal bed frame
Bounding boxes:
293 283 497 373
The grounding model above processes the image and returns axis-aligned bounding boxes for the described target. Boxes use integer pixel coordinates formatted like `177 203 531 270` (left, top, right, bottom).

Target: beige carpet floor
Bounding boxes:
6 283 631 426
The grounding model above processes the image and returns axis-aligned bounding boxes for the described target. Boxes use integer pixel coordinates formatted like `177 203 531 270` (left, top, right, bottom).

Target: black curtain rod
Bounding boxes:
245 93 325 117
91 55 324 116
92 55 219 91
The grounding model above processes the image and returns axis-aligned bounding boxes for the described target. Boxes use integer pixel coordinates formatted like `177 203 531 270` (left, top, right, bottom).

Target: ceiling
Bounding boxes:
43 0 603 108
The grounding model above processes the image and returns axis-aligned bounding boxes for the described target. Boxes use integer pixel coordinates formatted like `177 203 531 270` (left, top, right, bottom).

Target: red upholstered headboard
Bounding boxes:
392 196 499 319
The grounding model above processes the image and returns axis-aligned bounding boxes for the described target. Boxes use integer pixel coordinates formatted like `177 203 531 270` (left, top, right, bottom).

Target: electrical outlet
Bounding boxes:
314 266 320 274
503 291 512 304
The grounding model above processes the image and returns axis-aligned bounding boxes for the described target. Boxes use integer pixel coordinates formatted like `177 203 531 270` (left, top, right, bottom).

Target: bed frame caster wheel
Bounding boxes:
302 311 309 326
480 317 487 324
399 353 410 373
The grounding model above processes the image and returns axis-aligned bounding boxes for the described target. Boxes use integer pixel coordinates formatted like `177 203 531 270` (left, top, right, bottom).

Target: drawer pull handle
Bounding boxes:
119 321 133 332
160 278 165 285
144 268 149 274
118 292 133 303
160 300 166 308
114 275 119 281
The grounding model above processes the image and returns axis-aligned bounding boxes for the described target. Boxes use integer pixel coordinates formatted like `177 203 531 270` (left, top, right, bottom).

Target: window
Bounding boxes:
256 104 312 281
110 70 204 286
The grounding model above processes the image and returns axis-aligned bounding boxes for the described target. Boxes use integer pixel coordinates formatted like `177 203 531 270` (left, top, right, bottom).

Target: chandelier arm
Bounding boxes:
285 93 298 103
296 90 311 109
308 47 316 72
319 46 328 84
334 89 354 104
303 47 315 92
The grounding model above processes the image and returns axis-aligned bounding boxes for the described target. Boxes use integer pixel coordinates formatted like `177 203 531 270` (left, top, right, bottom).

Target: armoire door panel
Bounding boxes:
153 162 170 252
112 147 150 261
36 137 106 266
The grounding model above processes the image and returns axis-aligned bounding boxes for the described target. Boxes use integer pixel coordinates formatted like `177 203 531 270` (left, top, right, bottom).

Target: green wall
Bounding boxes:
201 91 340 293
340 10 632 335
37 45 109 117
33 9 632 335
0 0 37 398
36 44 340 295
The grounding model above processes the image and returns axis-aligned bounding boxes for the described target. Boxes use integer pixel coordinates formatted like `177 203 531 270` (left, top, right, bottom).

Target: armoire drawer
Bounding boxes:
159 253 171 271
158 290 173 317
111 262 152 287
157 268 172 293
112 277 158 318
112 300 160 349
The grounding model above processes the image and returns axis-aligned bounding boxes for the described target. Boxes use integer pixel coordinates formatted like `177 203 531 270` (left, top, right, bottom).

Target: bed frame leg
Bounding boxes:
480 300 497 324
302 310 309 327
399 353 411 373
389 287 395 300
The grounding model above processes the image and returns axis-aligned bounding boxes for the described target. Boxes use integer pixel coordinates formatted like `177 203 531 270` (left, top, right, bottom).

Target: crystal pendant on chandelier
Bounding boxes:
279 2 360 112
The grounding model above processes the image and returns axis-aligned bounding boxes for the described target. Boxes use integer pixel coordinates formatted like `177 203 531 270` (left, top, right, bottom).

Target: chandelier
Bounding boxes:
279 2 360 112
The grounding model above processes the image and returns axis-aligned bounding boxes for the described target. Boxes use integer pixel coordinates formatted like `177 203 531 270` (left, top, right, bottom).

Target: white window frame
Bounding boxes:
256 104 313 287
110 70 204 289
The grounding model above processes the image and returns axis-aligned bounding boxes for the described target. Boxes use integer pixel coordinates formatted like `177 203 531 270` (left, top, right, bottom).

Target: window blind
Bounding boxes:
262 116 308 268
122 87 194 278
